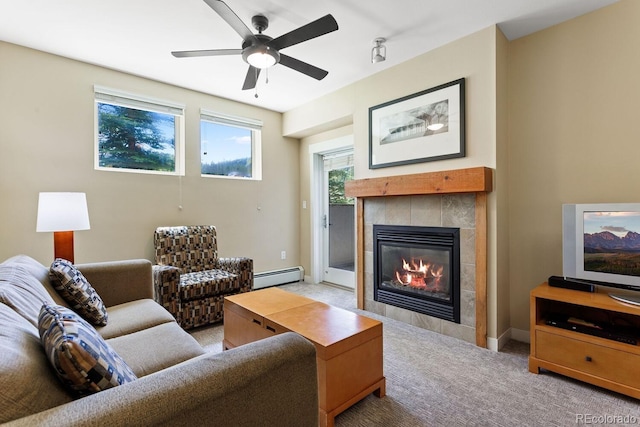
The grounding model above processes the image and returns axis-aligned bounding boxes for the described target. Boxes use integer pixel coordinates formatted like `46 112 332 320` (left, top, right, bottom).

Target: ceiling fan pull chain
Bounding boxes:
255 67 259 98
266 67 269 84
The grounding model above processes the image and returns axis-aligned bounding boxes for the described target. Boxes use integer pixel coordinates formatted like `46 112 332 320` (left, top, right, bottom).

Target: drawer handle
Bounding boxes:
585 356 592 362
252 318 262 326
266 325 276 333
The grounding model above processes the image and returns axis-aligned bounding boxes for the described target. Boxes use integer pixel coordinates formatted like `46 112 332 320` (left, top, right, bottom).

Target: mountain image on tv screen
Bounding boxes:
583 211 640 277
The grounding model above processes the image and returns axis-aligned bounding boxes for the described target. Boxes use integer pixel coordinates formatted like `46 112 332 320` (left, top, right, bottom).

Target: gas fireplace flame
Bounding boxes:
431 265 443 279
393 257 446 291
402 258 429 275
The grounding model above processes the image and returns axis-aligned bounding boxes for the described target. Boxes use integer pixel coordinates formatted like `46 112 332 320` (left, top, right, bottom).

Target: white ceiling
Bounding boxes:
0 0 618 112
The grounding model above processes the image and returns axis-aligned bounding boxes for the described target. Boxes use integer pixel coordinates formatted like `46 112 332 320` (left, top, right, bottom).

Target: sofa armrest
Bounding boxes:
217 257 253 292
76 259 153 307
6 332 318 427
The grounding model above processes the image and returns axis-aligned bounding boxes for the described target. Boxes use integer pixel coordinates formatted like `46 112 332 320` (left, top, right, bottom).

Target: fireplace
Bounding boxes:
373 224 460 323
345 167 492 347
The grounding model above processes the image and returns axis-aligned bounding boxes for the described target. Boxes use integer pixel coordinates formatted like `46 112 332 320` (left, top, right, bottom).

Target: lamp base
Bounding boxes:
53 231 75 264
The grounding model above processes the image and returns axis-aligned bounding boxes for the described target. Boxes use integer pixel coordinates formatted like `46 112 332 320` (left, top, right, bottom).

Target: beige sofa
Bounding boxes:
0 255 318 426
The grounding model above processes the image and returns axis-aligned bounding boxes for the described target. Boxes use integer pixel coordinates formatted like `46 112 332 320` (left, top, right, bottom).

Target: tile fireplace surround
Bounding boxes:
345 167 493 347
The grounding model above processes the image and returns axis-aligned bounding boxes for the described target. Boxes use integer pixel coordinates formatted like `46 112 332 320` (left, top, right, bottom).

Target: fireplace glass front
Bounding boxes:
373 225 460 323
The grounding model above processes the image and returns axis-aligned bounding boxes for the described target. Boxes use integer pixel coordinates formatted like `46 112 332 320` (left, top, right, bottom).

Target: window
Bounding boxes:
94 86 185 175
200 109 262 180
324 150 354 205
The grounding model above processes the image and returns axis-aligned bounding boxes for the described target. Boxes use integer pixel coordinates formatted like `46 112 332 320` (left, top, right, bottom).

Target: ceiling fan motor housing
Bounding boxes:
251 15 269 33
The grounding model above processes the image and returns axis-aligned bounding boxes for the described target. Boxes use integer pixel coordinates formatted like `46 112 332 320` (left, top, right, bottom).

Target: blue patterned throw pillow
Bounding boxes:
38 303 137 396
49 258 108 326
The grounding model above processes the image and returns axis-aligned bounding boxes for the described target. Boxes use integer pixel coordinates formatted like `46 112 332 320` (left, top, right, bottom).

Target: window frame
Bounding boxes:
200 109 263 181
94 86 185 176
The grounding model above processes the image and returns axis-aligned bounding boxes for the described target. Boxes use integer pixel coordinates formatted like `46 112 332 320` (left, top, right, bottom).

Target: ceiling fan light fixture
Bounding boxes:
371 37 386 63
243 45 280 69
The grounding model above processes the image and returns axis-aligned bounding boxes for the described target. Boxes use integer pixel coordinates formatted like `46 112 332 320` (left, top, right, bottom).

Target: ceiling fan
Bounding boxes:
171 0 339 91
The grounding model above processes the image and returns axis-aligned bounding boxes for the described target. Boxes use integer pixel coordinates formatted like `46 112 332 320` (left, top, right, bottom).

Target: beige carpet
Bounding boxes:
190 283 640 426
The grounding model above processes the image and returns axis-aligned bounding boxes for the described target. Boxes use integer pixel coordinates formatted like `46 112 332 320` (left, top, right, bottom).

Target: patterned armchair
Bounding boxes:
152 225 253 329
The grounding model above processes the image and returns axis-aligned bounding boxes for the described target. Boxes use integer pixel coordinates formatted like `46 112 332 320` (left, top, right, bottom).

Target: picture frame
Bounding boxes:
369 78 465 169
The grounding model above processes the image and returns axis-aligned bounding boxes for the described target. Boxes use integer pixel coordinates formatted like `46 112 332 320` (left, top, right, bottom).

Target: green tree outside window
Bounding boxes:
329 167 354 205
97 103 176 172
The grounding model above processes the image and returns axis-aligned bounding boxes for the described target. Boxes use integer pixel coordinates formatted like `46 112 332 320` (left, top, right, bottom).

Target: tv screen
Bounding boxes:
583 210 640 277
563 203 640 290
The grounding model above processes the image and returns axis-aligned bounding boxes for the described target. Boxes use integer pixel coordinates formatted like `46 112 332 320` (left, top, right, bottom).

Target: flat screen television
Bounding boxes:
563 203 640 304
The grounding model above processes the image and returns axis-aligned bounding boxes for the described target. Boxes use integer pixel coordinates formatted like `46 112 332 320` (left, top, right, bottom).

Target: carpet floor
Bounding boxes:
190 283 640 426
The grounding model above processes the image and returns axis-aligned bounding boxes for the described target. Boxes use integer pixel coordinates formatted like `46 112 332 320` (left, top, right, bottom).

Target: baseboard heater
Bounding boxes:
253 266 304 289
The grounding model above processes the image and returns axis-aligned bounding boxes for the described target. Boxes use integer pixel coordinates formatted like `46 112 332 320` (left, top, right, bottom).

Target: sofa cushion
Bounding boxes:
0 303 72 424
49 258 108 326
179 269 239 301
39 303 137 396
107 321 205 377
0 261 56 328
1 254 68 306
97 299 176 340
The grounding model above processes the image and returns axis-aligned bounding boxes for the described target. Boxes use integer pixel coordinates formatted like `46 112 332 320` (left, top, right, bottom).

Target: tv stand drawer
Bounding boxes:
535 330 640 387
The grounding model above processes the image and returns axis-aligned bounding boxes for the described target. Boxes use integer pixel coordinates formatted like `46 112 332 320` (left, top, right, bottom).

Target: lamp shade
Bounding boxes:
36 192 90 232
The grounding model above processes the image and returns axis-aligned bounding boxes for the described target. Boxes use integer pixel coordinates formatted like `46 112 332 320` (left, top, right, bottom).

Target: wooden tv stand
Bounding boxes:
529 282 640 398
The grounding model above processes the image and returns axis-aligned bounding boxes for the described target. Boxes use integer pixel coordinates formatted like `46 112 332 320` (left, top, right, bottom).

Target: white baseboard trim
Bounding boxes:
487 331 509 352
487 327 530 352
253 267 304 289
487 337 500 352
510 327 530 343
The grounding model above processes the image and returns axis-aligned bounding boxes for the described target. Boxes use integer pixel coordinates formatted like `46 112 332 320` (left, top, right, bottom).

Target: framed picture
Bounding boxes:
369 78 465 169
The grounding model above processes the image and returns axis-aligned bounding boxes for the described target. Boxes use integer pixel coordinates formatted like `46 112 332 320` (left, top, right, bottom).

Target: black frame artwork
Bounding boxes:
369 78 465 169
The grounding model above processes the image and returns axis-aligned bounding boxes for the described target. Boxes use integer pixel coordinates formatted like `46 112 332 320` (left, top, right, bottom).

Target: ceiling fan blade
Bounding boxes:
279 54 328 80
172 48 242 58
242 66 261 90
204 0 256 42
268 14 338 51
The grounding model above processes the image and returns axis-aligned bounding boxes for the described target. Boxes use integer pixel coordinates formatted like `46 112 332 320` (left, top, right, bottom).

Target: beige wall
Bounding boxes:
495 28 511 339
0 42 300 272
286 27 506 340
507 0 640 331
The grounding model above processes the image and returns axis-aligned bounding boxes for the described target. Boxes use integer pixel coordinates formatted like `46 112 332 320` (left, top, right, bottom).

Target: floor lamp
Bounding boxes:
36 192 90 264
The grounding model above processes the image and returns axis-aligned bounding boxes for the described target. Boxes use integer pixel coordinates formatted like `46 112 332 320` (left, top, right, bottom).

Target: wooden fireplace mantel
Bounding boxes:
345 166 493 348
344 166 492 198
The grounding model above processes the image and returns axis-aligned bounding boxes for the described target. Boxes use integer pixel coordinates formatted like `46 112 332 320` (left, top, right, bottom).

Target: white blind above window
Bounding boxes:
94 86 184 116
200 109 262 130
323 150 354 171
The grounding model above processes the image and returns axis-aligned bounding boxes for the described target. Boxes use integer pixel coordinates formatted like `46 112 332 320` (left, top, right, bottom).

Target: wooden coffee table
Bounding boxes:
223 288 385 427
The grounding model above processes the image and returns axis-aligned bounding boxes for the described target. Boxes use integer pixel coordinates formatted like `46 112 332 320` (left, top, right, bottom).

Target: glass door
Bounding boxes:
322 150 355 288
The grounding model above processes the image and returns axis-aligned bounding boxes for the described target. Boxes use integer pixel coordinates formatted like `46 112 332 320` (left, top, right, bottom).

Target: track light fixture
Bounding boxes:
371 38 386 63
